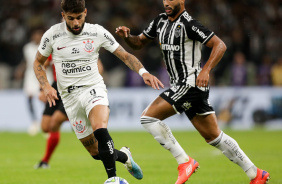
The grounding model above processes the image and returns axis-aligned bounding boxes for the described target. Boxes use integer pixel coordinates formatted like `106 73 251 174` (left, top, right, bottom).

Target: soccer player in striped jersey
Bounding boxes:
116 0 270 183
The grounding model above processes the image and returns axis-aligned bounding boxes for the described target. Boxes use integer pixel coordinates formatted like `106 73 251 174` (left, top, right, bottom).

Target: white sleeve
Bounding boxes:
38 29 53 57
99 26 119 53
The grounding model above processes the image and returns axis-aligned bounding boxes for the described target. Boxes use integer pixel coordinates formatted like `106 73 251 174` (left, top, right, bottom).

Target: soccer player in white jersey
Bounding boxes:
33 0 164 181
115 0 270 183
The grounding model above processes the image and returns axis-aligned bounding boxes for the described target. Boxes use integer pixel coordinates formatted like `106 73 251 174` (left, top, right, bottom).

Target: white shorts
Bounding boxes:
62 82 109 139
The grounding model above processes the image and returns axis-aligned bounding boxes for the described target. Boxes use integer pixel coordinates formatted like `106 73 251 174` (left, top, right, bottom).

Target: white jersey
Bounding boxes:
38 22 119 96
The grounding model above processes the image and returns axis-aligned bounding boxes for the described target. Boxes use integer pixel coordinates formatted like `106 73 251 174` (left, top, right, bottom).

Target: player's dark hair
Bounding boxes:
61 0 85 13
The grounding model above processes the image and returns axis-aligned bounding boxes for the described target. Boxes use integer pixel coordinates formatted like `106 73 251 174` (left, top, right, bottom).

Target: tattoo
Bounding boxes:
34 51 49 87
82 137 97 147
35 52 41 61
114 46 144 73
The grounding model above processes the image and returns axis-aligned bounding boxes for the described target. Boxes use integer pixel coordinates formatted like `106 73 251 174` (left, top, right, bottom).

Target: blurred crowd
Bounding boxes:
0 0 281 89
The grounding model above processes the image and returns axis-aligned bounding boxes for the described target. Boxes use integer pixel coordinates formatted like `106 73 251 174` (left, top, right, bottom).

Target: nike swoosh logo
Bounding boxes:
57 46 66 50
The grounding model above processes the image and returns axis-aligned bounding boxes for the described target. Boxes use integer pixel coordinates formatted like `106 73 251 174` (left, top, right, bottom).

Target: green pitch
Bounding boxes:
0 130 281 184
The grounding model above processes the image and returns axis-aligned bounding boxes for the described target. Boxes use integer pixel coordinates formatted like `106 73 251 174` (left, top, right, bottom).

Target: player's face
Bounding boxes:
62 9 87 35
163 0 183 17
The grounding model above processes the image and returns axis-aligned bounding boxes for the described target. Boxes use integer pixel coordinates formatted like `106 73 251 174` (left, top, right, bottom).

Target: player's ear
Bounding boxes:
84 8 87 17
61 12 65 19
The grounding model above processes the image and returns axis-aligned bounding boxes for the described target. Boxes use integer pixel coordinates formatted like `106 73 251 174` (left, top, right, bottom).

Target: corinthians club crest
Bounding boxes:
73 120 85 133
83 40 94 53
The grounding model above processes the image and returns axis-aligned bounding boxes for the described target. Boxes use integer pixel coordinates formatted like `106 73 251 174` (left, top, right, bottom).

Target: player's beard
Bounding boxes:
166 3 181 17
66 21 85 35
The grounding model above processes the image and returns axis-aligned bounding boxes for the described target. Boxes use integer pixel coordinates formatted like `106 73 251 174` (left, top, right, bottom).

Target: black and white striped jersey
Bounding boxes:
143 10 214 87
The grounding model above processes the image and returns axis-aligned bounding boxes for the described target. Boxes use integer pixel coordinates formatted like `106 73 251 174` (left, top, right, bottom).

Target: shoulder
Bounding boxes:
180 11 194 24
43 22 65 39
155 13 168 22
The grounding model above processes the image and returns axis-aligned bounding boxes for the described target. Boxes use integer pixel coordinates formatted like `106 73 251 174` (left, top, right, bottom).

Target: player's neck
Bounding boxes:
168 9 185 22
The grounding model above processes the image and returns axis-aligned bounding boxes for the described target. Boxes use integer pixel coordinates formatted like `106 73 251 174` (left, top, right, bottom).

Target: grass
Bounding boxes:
0 130 281 184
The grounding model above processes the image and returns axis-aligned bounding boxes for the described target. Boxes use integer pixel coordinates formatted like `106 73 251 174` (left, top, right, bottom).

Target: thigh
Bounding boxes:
142 96 176 120
191 113 221 142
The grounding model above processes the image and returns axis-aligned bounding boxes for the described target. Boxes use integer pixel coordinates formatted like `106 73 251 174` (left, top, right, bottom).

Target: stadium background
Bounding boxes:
0 0 282 184
0 0 281 131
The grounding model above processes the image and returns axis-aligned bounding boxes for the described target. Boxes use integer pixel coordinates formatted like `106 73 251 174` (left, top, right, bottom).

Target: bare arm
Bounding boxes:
33 51 58 106
196 35 227 87
115 26 151 50
113 45 164 89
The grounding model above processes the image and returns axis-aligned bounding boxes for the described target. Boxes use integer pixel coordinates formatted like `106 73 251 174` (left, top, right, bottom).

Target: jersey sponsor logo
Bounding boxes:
71 48 80 54
53 32 67 40
83 40 94 53
164 92 170 96
192 26 208 39
81 32 97 37
57 46 66 50
73 120 85 133
183 12 193 22
161 44 180 51
61 62 91 75
182 101 192 111
104 33 115 45
41 37 50 50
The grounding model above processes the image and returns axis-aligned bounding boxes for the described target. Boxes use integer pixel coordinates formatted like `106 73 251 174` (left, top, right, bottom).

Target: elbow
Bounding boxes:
220 41 227 54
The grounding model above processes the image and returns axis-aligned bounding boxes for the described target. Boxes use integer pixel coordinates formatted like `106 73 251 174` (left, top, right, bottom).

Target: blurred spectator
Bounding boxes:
271 57 282 86
257 55 273 86
230 51 248 86
14 29 53 135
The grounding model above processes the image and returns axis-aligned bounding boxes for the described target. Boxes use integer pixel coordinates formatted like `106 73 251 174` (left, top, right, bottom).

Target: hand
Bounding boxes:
42 85 58 107
38 90 47 103
142 73 164 90
115 26 130 38
196 69 210 87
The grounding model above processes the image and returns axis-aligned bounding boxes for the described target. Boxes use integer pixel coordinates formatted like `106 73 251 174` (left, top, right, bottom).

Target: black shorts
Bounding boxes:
160 85 214 120
43 81 67 116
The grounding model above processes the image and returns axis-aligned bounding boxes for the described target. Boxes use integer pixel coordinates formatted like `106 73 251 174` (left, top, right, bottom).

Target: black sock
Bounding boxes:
94 128 116 178
91 150 128 164
115 150 128 164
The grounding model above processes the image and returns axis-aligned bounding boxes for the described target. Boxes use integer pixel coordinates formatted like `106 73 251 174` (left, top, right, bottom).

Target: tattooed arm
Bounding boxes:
113 45 163 90
33 51 58 107
115 26 151 50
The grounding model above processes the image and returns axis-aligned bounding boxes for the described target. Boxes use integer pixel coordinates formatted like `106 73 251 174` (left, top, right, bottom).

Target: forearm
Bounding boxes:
33 59 50 89
203 41 226 72
124 34 144 50
114 46 144 74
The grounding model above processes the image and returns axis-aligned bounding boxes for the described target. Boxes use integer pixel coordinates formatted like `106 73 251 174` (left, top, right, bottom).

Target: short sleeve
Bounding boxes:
185 19 214 44
143 15 161 39
99 26 119 53
38 29 53 57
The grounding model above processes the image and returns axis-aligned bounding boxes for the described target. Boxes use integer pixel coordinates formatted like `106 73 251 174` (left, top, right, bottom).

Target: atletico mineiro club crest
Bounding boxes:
83 40 94 53
73 120 85 133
